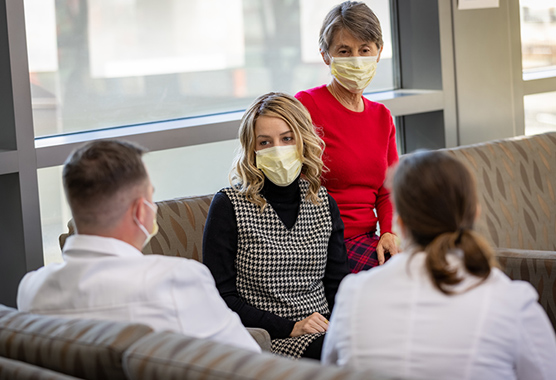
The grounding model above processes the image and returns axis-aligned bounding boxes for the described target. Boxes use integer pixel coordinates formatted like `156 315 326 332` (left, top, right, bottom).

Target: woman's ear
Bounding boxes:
377 45 384 63
320 50 331 66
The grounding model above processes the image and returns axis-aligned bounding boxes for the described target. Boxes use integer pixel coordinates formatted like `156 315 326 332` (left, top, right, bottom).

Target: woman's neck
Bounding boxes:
327 80 364 112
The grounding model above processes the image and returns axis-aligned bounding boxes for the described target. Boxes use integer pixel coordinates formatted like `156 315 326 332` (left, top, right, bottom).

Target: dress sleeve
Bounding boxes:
515 284 556 379
324 194 350 312
375 115 399 235
202 191 296 339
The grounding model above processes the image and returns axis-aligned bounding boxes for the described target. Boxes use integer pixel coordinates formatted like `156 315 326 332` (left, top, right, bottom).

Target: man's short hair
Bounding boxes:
63 140 148 229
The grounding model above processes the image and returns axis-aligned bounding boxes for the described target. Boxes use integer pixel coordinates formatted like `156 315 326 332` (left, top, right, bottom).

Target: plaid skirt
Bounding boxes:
345 231 390 273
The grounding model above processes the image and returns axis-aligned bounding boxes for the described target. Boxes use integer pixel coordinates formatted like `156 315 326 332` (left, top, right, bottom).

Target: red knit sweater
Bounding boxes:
296 85 398 239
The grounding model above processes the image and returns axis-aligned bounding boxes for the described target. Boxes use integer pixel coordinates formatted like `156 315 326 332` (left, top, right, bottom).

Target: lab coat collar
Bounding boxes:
63 234 143 260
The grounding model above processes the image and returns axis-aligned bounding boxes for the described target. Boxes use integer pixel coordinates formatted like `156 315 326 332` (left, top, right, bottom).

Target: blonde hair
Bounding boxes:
230 92 325 210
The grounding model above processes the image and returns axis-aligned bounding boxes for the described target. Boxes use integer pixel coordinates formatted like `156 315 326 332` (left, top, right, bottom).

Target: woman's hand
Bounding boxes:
376 232 399 265
290 312 329 337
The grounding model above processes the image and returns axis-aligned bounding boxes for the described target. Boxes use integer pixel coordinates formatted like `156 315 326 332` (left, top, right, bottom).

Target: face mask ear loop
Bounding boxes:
133 200 150 240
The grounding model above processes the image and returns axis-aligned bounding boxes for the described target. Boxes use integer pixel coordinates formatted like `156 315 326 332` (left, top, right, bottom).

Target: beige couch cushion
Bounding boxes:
123 331 368 380
0 306 153 380
0 356 80 380
59 194 214 263
443 132 556 251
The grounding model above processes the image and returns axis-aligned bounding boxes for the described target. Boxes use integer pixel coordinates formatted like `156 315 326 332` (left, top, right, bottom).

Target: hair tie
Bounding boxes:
454 228 465 245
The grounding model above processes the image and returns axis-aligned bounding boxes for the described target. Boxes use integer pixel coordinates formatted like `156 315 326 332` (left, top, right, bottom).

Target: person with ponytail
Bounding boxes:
203 92 349 360
322 150 556 379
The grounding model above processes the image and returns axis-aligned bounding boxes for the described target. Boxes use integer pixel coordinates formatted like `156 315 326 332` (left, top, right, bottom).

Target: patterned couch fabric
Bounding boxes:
123 331 369 380
143 194 213 261
0 356 80 380
59 194 214 263
443 132 556 251
496 248 556 331
0 306 153 380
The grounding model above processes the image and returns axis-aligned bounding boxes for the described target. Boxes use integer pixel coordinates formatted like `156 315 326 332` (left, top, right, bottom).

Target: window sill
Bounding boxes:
35 89 444 168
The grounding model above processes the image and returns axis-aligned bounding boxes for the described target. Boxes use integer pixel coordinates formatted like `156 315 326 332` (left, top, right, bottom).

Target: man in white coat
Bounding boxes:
17 139 260 353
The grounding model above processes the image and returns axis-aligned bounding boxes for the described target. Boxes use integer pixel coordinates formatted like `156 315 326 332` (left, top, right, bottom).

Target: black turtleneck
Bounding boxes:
260 176 300 229
203 176 349 339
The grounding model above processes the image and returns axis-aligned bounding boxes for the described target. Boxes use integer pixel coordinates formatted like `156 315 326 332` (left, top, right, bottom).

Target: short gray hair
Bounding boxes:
319 1 383 55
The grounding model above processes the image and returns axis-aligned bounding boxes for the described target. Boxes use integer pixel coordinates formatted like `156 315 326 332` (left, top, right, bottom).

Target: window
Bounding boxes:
39 139 241 265
25 0 394 138
519 0 556 135
520 0 556 74
524 91 556 136
28 0 395 264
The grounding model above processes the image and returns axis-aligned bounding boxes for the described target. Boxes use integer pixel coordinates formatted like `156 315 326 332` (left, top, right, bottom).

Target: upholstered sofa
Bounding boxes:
442 131 556 329
0 304 370 380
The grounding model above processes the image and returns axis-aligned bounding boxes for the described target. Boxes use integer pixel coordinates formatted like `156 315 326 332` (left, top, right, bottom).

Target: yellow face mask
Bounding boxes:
255 145 302 187
330 56 378 93
134 199 159 249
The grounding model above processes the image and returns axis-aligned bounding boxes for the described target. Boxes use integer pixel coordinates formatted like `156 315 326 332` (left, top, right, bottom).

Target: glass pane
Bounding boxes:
38 140 239 264
37 165 70 265
524 91 556 136
25 0 394 138
520 0 556 73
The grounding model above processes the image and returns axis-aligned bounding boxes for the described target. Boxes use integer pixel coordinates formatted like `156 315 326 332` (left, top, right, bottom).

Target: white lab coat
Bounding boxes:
322 251 556 380
17 234 261 353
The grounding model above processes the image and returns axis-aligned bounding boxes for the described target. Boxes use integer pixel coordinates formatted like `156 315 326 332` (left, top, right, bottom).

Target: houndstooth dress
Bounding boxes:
222 179 332 359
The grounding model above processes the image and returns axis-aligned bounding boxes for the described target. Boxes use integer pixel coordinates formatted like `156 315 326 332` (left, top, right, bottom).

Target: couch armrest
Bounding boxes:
0 309 153 380
0 356 81 379
494 248 556 333
246 328 271 352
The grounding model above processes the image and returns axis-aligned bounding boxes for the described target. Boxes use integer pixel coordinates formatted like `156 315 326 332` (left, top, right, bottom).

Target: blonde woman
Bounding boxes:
203 92 349 359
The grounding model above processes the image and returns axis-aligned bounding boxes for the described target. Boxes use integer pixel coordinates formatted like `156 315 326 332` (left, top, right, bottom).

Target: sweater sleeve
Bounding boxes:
324 194 350 312
375 115 399 235
202 191 296 339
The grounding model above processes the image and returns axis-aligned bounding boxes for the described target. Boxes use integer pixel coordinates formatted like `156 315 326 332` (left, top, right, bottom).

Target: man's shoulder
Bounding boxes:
144 254 212 282
144 253 206 270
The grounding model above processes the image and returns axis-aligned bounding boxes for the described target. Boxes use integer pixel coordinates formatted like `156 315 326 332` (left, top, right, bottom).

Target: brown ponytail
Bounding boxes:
391 151 498 295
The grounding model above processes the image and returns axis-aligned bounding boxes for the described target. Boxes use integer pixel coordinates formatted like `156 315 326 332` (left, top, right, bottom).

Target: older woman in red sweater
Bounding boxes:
296 1 398 272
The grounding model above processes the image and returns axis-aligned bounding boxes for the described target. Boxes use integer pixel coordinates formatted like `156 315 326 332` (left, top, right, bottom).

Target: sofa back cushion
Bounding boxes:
443 132 556 251
143 194 213 261
123 331 368 380
59 194 214 263
0 307 153 380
